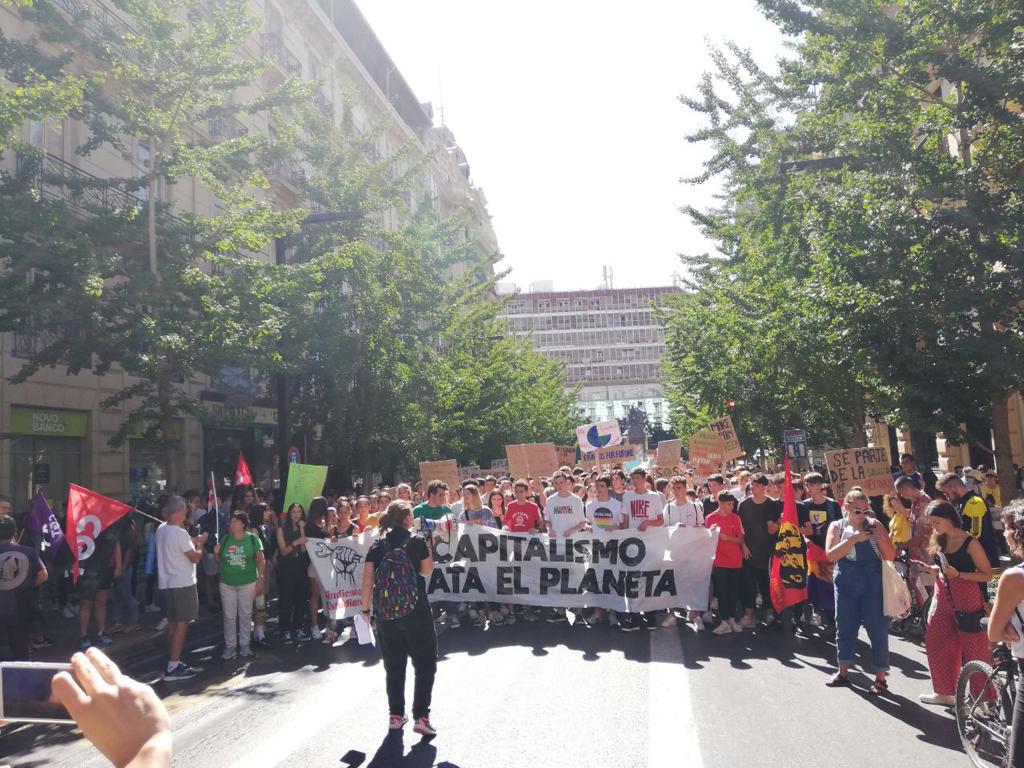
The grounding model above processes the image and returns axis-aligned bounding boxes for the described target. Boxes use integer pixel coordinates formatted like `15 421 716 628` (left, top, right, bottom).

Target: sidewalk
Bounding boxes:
29 600 223 676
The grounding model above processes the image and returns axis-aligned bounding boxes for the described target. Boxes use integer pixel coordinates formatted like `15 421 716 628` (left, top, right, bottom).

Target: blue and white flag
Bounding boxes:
576 420 623 454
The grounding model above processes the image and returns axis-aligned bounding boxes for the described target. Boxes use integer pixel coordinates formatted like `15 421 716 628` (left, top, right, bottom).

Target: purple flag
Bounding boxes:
26 489 65 551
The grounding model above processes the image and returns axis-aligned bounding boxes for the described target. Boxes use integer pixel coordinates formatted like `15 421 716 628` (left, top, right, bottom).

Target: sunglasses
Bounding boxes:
849 508 868 515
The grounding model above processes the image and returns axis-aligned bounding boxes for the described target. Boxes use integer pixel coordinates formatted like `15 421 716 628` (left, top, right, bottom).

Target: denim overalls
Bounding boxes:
833 523 890 671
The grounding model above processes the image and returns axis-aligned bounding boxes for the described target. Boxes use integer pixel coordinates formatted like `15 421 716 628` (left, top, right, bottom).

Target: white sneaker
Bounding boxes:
155 618 168 632
608 611 619 627
712 621 733 635
690 619 705 632
144 603 161 614
310 626 322 641
919 693 955 706
61 605 76 619
737 615 756 629
730 619 744 633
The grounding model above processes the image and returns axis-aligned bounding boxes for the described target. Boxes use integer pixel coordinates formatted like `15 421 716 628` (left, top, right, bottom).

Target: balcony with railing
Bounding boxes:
208 115 249 140
16 151 144 214
12 320 82 361
51 0 179 67
314 90 334 121
260 32 302 77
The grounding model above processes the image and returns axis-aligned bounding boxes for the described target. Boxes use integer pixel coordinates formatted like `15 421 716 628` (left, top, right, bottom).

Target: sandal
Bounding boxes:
825 672 851 688
869 678 888 696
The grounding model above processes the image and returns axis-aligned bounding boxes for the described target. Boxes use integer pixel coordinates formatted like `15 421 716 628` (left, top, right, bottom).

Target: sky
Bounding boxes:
355 1 789 291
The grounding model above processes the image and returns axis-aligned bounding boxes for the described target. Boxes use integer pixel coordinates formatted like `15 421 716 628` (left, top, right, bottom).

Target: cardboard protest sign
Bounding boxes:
581 443 640 467
688 431 725 486
825 446 892 500
709 416 744 460
555 445 578 468
504 443 559 479
282 463 328 517
655 439 682 469
419 459 460 492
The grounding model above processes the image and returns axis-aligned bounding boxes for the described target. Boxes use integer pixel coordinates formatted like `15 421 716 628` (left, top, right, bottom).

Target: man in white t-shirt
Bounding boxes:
156 495 206 681
665 477 705 528
544 472 587 624
545 472 587 538
586 475 624 532
620 469 665 631
621 468 665 531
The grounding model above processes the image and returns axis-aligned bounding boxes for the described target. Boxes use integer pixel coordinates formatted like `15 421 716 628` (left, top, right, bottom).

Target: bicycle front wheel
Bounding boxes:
956 659 1012 768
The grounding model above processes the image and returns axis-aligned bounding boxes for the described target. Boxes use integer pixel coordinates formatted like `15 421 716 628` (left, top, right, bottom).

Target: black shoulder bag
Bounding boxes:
940 558 986 633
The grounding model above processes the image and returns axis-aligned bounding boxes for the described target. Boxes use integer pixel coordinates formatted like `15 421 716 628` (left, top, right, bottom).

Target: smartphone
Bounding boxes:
0 662 74 724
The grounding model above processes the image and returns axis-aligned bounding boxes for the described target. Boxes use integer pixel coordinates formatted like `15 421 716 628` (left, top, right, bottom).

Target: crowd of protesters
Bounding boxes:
2 455 1024 736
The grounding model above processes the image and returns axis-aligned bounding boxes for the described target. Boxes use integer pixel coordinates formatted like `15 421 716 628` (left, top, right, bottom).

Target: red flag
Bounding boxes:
769 455 809 612
235 451 253 487
67 484 133 584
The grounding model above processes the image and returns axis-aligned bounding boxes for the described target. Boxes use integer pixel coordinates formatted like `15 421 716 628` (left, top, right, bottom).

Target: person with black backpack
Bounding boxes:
361 500 437 737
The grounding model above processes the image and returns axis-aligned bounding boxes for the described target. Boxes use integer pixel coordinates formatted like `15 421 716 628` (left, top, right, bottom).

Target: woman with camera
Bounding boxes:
824 489 897 694
917 499 992 706
986 500 1024 765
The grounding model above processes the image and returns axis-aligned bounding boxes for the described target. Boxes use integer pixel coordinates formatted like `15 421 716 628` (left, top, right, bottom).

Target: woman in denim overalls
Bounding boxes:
824 489 897 694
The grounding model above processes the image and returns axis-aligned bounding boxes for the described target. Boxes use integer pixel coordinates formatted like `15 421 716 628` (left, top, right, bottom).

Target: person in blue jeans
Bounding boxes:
824 489 897 695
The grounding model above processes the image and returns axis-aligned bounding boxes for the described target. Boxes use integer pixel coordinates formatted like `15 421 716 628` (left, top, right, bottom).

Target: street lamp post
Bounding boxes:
274 209 361 504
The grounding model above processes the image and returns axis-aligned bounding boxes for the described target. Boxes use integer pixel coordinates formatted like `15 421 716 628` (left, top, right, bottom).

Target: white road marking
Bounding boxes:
649 627 703 768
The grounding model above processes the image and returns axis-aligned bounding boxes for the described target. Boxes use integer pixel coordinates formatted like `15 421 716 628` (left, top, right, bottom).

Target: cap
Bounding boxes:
0 515 16 540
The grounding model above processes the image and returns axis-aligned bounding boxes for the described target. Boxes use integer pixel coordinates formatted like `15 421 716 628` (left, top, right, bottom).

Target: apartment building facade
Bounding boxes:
0 0 497 510
502 286 679 430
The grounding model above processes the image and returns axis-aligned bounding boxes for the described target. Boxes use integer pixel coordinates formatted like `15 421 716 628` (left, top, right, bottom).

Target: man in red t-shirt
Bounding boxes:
504 479 541 621
505 479 541 533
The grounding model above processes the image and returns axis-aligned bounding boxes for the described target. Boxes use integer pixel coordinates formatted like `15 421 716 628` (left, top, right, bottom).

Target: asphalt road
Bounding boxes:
0 617 967 768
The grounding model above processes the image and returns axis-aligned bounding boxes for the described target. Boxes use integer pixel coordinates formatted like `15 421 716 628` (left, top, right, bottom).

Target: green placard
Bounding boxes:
10 407 88 438
282 463 328 516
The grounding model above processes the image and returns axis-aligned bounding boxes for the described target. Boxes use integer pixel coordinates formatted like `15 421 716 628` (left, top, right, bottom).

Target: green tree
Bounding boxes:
0 0 83 147
283 109 578 488
664 42 878 459
0 0 306 488
755 0 1024 501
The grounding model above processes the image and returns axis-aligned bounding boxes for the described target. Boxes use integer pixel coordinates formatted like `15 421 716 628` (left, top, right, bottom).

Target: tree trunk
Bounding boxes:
157 375 179 492
848 385 867 448
991 390 1017 504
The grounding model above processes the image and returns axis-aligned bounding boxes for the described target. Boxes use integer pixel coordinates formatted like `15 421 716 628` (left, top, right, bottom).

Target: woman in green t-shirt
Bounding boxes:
214 512 265 660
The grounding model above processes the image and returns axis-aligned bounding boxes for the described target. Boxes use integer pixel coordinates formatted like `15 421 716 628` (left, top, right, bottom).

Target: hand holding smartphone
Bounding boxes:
0 661 73 723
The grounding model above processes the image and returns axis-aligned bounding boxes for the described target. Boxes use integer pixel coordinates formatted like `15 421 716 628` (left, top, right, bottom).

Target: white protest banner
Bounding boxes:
709 416 744 460
576 419 623 454
306 532 376 619
457 465 481 483
423 525 718 612
309 526 718 616
825 446 892 500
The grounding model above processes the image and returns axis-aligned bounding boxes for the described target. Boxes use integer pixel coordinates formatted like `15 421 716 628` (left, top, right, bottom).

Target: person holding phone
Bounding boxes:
824 490 897 695
0 516 47 660
155 496 206 681
917 500 992 706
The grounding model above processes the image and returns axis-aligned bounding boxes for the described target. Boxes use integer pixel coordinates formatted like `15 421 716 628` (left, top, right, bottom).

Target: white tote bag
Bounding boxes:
882 560 912 618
